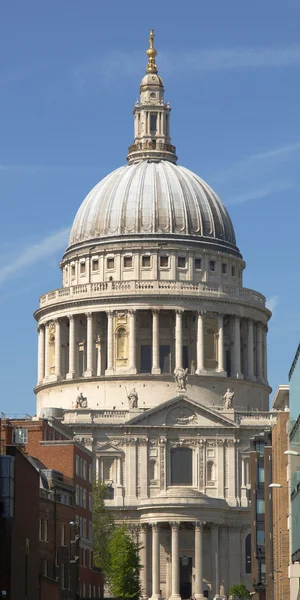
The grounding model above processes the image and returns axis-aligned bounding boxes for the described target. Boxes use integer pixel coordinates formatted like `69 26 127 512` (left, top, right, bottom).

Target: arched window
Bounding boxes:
206 461 215 483
116 327 127 359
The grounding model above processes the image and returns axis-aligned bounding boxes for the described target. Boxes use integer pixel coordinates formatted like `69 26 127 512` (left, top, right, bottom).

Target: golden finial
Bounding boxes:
146 29 158 74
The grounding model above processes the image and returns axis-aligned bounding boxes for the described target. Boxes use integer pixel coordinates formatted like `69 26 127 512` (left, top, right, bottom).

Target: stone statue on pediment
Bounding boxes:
222 388 234 410
174 367 188 392
128 388 138 409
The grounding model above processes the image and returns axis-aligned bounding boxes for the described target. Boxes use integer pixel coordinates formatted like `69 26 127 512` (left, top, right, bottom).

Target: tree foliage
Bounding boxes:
229 583 251 599
106 525 142 600
93 482 115 572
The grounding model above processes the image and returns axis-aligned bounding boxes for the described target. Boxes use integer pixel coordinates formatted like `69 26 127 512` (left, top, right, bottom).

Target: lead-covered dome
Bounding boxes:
68 160 239 255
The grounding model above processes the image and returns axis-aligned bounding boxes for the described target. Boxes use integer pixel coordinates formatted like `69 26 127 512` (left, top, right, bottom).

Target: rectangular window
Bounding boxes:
83 460 87 480
83 583 86 598
83 488 87 509
43 560 48 576
258 467 265 484
160 256 169 268
76 455 80 475
80 262 86 274
150 113 157 132
92 259 99 271
142 255 151 267
61 524 66 546
89 520 93 542
83 518 87 539
89 584 92 598
124 256 133 268
178 256 186 268
209 260 216 272
71 264 75 277
13 428 28 444
89 491 92 511
171 448 193 486
89 464 92 483
61 564 65 588
107 257 115 269
194 258 202 270
44 520 48 542
39 518 42 541
257 529 265 546
222 263 227 274
231 265 236 277
256 499 265 514
83 548 86 567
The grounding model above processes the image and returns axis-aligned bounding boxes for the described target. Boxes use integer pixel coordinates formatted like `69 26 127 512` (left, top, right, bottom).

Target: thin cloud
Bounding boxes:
0 227 70 286
266 296 280 317
227 180 294 206
74 43 300 87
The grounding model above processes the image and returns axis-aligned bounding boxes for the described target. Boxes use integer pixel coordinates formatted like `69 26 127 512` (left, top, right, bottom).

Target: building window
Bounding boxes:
89 520 93 541
231 265 236 277
83 583 86 598
124 256 133 268
43 520 48 542
206 461 215 482
149 459 157 481
83 548 86 567
256 499 265 514
80 261 86 274
92 259 99 271
257 529 265 546
245 533 251 574
83 460 87 480
258 466 265 484
89 491 92 511
75 485 79 505
76 456 80 475
89 464 93 483
71 264 75 277
142 255 151 268
83 488 87 509
170 448 193 486
89 584 92 598
194 258 202 270
222 263 227 274
107 257 115 269
83 518 87 539
61 564 65 588
178 256 186 268
13 428 28 444
160 256 169 268
43 560 48 576
209 260 216 272
61 525 66 546
150 113 157 132
39 519 42 541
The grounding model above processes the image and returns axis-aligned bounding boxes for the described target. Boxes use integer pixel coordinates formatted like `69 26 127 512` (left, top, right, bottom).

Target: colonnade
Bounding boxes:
37 309 268 385
139 521 231 600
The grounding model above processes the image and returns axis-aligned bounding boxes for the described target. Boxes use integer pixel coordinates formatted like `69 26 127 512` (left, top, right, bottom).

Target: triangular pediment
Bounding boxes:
126 396 238 428
96 442 123 454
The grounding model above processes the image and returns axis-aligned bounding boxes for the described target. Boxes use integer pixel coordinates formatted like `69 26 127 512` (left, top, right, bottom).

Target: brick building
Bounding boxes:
0 416 103 599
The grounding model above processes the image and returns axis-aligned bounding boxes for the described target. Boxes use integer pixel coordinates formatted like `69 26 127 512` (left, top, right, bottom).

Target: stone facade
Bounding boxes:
34 31 274 600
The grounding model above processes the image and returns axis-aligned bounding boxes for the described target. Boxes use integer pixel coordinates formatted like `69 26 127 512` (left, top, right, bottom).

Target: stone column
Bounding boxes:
233 316 243 378
96 335 102 376
241 456 247 507
140 524 148 600
217 314 226 375
44 322 49 378
129 309 137 374
170 522 180 600
37 324 45 384
263 325 268 383
105 311 114 375
85 312 94 377
175 310 183 370
211 524 220 599
247 319 254 379
66 315 76 379
152 310 161 374
196 311 205 374
194 522 204 600
256 322 263 381
150 523 160 600
54 319 61 378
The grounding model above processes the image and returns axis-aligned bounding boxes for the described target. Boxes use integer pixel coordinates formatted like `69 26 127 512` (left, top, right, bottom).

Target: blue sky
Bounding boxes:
1 0 300 415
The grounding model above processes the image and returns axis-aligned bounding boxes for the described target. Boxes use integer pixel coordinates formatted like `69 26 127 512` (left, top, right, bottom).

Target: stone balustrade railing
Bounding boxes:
235 411 277 424
39 280 266 309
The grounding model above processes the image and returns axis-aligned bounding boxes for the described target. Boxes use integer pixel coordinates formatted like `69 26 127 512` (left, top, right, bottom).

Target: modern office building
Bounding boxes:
33 31 275 599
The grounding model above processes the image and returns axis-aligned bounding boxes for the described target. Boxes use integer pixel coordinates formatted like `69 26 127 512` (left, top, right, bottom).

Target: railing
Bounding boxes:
235 412 277 424
39 280 266 309
128 141 176 154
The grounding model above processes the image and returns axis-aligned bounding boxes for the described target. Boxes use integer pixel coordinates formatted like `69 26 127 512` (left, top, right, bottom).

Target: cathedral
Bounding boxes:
34 31 275 600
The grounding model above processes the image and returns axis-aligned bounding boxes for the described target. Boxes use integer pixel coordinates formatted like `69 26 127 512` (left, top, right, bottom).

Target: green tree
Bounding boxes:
229 583 251 599
93 482 115 573
106 525 142 600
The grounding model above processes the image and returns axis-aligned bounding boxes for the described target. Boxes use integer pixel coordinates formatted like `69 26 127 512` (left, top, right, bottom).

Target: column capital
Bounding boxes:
152 308 160 315
37 324 44 333
197 310 206 317
151 522 160 532
68 314 74 321
85 311 93 318
169 521 180 531
140 523 148 533
175 309 184 316
194 521 205 530
106 310 114 317
128 308 137 316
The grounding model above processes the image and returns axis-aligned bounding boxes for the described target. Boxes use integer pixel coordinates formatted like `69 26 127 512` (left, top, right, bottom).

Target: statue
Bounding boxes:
74 392 88 409
128 388 138 409
174 368 188 392
222 388 234 409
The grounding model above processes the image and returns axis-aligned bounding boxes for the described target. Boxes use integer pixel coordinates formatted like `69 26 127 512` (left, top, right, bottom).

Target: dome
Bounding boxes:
68 160 238 255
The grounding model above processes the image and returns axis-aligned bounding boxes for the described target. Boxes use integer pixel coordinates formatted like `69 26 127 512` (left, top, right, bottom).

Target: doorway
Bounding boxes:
140 345 152 373
179 556 192 599
159 345 171 373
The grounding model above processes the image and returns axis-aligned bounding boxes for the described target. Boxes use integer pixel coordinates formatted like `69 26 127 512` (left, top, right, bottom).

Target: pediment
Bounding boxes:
127 396 238 428
96 442 123 454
